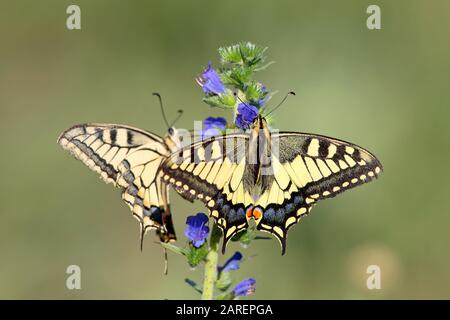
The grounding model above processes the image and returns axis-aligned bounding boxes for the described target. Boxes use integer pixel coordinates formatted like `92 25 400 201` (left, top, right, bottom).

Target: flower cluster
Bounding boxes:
233 278 256 297
236 103 258 129
196 42 272 131
185 213 210 248
196 63 225 95
182 213 256 299
161 43 277 300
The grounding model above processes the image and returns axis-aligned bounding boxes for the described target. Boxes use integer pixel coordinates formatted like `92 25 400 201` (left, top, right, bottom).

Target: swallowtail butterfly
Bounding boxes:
161 115 383 254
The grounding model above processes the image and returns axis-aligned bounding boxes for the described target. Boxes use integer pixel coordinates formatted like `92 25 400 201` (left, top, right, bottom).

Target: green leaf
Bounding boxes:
225 67 254 87
220 90 236 107
187 242 209 268
216 291 235 300
185 278 203 294
244 81 266 104
232 231 252 246
202 90 236 109
216 271 233 291
202 96 234 109
219 42 267 68
240 43 267 68
218 44 243 65
230 222 271 246
254 60 275 72
160 242 189 256
231 225 256 246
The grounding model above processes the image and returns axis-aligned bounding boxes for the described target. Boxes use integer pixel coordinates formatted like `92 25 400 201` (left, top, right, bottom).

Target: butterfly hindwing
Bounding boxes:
118 146 176 242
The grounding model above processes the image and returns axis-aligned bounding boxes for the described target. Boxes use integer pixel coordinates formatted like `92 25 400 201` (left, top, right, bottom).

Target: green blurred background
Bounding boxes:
1 0 449 299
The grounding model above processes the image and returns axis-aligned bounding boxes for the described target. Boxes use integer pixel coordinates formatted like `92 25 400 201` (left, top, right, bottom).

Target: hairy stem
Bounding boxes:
201 223 222 300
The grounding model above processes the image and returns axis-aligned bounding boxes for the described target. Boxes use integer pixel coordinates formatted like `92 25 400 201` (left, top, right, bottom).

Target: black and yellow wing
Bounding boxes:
161 132 382 253
252 132 382 253
161 134 252 248
57 123 176 244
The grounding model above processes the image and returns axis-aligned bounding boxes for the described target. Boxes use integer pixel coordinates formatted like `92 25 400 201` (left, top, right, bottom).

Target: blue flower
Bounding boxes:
201 116 227 139
235 103 258 129
219 251 243 273
196 62 225 95
233 278 256 297
257 84 269 106
185 213 210 248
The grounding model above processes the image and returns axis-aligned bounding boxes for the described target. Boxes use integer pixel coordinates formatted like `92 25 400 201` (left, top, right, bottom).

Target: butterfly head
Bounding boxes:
164 126 193 151
252 114 268 129
165 127 181 150
248 115 271 143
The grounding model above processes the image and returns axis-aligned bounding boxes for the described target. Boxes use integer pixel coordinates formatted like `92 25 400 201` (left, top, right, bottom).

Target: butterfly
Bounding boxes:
160 114 383 254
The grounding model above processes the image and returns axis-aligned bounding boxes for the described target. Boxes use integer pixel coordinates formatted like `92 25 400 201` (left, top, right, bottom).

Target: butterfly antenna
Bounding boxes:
152 92 170 129
234 92 251 108
265 91 296 117
169 109 184 127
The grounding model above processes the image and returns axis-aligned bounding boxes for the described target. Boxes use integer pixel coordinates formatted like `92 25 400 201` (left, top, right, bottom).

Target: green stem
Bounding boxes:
201 223 221 300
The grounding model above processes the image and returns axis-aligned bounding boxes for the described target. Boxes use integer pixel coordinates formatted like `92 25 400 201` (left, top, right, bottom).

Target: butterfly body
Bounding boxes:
161 115 383 254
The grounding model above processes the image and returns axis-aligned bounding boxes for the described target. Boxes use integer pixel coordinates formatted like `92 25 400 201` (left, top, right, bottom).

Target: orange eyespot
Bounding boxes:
246 207 254 218
246 206 263 220
253 207 263 220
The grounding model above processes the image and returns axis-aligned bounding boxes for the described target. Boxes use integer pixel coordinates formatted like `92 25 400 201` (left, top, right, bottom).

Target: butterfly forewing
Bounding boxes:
274 133 382 200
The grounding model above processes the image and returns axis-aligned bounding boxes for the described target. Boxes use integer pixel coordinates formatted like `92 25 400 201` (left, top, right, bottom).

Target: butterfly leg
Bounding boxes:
158 182 177 243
